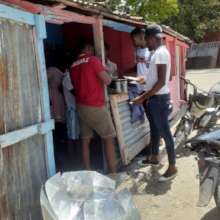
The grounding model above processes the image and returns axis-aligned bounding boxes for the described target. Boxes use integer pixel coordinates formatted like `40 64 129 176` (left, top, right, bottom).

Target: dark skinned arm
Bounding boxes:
97 70 112 85
131 64 167 104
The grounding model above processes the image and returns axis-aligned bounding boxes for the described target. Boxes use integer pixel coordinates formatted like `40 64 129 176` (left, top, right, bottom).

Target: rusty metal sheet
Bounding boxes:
0 19 47 220
110 95 150 165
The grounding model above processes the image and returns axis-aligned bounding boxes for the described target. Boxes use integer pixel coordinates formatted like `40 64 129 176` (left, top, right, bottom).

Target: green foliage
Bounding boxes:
88 0 220 41
104 0 179 22
127 0 179 22
165 0 220 42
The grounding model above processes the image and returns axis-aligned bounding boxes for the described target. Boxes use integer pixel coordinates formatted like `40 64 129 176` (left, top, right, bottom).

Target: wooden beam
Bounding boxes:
42 5 96 24
59 0 100 14
0 120 54 149
93 16 105 63
2 0 41 13
93 16 110 106
4 0 96 24
0 2 35 25
52 3 66 10
58 0 146 26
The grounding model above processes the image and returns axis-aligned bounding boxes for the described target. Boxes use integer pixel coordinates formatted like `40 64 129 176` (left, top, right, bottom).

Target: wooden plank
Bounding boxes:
33 19 56 177
0 3 35 25
58 0 146 26
52 3 66 10
2 0 42 14
110 95 128 164
0 120 54 148
3 0 96 24
0 125 37 148
43 5 96 24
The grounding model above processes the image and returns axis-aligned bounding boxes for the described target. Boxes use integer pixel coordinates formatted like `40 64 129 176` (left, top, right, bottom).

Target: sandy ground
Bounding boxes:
132 69 220 220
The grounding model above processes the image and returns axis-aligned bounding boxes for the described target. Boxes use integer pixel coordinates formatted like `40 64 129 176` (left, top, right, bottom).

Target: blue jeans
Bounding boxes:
144 94 176 165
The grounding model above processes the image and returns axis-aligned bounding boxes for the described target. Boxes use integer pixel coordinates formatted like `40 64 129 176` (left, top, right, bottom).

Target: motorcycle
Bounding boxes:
174 77 216 148
187 129 220 209
195 106 220 133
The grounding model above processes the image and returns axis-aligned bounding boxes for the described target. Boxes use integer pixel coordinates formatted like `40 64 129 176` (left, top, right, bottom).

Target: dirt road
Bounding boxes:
134 69 220 220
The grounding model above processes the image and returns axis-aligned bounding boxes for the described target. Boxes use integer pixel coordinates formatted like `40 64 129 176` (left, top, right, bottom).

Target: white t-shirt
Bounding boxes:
144 46 171 95
62 71 76 109
136 48 150 92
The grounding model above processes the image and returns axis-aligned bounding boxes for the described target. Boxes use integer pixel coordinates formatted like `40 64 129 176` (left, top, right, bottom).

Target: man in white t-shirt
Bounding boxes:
130 28 150 86
132 25 177 182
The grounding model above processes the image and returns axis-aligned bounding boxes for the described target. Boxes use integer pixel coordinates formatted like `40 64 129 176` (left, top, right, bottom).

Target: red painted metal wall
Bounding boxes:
103 27 135 75
164 35 188 114
63 23 93 48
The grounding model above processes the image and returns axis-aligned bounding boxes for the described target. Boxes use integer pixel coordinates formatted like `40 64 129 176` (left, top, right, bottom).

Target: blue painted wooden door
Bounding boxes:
0 4 55 219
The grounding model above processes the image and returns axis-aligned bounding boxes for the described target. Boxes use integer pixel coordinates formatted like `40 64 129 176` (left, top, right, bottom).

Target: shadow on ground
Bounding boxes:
144 167 173 196
124 165 174 196
201 208 220 220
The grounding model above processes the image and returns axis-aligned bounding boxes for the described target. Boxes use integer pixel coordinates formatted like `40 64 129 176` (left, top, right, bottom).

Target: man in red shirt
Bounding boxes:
70 41 116 173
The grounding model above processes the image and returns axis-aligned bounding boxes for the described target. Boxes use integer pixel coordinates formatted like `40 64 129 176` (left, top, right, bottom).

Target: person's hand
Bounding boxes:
136 76 145 84
131 95 146 105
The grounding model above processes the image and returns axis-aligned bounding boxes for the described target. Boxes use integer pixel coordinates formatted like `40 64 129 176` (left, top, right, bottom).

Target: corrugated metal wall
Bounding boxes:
188 42 220 58
0 19 47 220
111 96 150 164
119 101 150 162
187 42 220 69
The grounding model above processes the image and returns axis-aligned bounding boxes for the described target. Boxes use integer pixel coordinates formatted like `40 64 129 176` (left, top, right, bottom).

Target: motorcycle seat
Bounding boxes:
188 139 220 151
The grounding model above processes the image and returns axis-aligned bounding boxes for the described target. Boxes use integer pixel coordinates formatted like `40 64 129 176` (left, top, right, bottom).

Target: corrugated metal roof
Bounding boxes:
27 0 191 43
58 0 191 42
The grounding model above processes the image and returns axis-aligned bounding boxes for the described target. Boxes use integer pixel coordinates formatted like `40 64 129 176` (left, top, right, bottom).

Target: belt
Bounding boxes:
150 93 170 98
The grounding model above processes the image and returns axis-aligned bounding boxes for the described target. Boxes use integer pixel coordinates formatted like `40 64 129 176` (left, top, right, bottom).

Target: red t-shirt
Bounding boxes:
70 54 105 107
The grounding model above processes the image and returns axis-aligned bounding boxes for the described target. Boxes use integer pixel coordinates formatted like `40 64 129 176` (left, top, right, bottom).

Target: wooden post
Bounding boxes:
34 15 56 177
93 16 109 104
93 16 105 64
93 16 108 171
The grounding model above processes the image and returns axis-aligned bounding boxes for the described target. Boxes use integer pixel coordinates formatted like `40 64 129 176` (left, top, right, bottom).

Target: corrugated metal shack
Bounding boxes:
187 41 220 69
0 1 190 219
